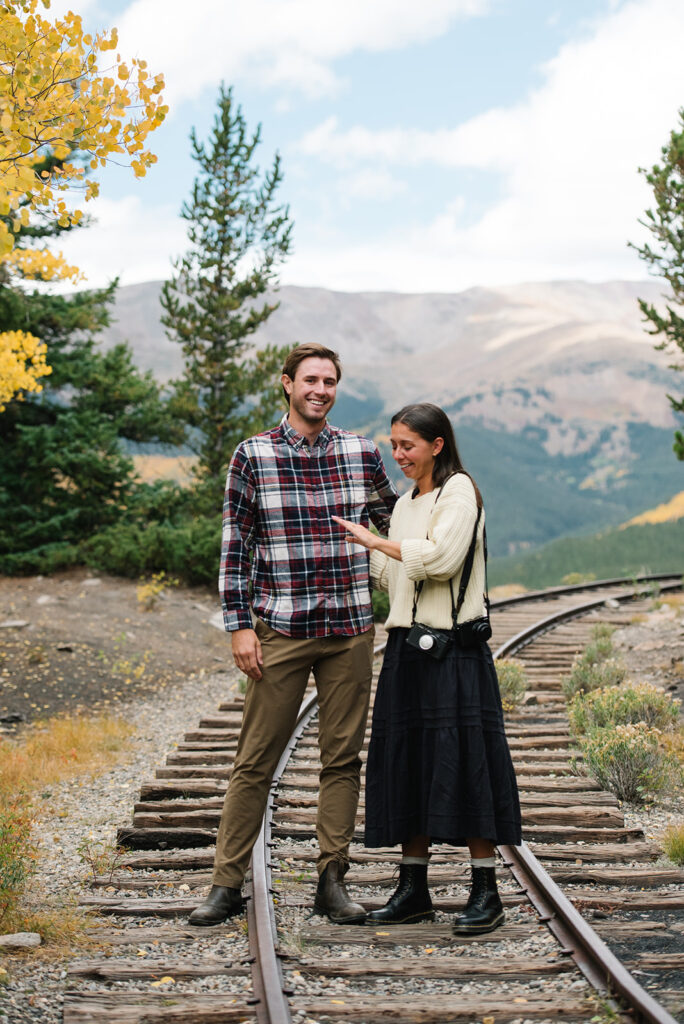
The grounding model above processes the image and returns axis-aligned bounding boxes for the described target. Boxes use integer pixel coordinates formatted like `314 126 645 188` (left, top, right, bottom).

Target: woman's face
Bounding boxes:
390 421 443 486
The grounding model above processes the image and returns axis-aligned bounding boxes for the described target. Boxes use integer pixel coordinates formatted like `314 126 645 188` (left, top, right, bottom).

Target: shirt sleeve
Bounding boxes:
401 475 479 583
367 446 398 537
219 444 257 631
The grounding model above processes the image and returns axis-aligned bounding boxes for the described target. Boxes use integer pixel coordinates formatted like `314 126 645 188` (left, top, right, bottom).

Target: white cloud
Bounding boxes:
56 196 186 289
112 0 489 106
290 0 684 289
342 169 407 201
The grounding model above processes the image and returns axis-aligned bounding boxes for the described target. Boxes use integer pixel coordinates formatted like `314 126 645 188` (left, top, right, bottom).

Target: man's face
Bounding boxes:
282 357 338 426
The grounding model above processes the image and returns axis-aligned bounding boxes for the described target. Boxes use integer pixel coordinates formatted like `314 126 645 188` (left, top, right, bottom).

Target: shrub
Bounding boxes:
563 656 627 699
579 723 682 803
590 623 615 642
562 626 626 699
137 571 179 611
82 514 222 586
663 824 684 866
0 793 36 928
569 683 681 736
562 572 596 585
372 590 390 622
495 659 528 710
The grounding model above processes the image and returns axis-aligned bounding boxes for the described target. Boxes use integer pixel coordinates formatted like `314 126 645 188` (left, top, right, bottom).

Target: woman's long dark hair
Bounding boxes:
391 402 482 506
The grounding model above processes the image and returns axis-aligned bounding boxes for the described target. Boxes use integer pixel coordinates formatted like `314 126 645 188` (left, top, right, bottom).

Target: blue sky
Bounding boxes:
54 0 684 293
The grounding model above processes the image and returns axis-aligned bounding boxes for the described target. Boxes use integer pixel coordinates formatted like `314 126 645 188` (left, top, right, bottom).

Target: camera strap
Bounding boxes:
409 476 486 629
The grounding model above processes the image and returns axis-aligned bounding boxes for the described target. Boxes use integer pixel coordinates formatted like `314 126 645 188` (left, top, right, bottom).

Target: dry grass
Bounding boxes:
0 715 134 793
0 714 134 946
623 490 684 527
489 583 527 599
663 823 684 866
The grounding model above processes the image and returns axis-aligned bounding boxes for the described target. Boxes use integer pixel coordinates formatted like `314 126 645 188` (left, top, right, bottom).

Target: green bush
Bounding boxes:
590 623 615 642
569 683 681 736
81 514 222 586
578 723 682 803
495 659 528 710
563 656 626 699
562 626 626 699
561 572 596 585
372 590 390 622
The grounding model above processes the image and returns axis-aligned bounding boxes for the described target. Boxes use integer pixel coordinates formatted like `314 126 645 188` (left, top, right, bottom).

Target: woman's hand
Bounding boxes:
331 515 378 550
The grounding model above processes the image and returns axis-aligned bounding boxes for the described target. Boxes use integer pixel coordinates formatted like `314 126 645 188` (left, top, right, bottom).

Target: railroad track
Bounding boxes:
63 573 684 1024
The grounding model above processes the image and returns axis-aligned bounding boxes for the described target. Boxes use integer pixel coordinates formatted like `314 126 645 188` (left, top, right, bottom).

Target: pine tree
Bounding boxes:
633 107 684 460
0 201 182 572
161 85 293 509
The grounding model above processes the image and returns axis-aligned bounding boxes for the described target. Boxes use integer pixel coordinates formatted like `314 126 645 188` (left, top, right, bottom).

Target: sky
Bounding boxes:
52 0 684 294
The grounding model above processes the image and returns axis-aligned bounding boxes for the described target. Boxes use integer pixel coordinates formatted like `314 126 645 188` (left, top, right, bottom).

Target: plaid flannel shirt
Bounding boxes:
219 415 398 637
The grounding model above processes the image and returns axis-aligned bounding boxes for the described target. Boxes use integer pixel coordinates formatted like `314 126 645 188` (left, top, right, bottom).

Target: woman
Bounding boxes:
332 403 521 935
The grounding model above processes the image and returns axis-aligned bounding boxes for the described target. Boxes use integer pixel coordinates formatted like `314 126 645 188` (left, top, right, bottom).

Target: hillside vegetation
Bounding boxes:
489 519 684 589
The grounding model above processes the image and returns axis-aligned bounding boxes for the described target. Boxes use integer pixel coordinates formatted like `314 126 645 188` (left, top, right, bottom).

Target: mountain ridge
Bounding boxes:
97 277 683 558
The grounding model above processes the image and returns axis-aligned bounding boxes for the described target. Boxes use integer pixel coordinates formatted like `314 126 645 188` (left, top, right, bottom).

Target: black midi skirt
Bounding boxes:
365 627 522 848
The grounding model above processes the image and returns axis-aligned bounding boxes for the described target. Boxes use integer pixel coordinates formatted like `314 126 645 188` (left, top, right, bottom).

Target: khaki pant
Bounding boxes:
212 620 375 888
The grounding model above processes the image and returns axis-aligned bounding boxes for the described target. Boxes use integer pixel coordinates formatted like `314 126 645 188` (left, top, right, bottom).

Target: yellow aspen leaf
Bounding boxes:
0 329 51 410
0 0 165 254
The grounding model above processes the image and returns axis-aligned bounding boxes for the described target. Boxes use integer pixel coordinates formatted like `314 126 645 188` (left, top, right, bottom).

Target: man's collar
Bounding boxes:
279 414 334 450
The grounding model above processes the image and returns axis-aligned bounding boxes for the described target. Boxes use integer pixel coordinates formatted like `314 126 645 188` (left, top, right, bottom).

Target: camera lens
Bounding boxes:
419 634 434 650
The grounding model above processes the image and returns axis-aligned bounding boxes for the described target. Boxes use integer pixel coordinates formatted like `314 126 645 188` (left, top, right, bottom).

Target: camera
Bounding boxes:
453 616 492 647
405 622 453 660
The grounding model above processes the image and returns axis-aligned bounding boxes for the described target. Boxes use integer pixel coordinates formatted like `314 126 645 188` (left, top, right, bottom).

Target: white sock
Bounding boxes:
471 856 496 868
401 856 429 865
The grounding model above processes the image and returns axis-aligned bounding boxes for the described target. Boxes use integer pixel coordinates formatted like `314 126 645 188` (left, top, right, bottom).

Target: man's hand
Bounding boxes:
231 628 264 681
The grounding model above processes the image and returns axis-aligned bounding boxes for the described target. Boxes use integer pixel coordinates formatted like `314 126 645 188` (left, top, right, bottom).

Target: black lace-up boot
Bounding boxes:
313 860 367 924
452 865 504 935
366 863 434 925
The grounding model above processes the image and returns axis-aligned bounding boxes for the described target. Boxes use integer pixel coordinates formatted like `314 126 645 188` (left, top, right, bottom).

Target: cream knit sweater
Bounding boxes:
370 473 487 631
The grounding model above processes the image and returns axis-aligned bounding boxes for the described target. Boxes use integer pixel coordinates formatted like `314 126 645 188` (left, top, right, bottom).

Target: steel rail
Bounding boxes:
490 570 682 609
493 579 683 1024
245 580 682 1024
493 579 684 660
247 641 386 1024
499 842 679 1024
246 690 318 1024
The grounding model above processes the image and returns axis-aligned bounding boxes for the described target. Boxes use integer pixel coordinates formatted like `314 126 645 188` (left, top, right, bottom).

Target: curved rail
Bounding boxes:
247 576 683 1024
491 570 681 609
493 578 684 660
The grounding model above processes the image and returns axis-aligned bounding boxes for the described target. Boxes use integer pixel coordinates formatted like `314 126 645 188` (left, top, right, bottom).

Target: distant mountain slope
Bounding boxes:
488 518 684 590
98 278 684 557
624 491 684 527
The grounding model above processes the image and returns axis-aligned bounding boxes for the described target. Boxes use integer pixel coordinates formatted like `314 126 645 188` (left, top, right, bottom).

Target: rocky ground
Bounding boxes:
0 569 229 731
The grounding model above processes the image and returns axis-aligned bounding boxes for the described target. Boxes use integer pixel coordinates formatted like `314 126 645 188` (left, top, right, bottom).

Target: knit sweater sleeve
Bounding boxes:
369 549 390 592
400 475 478 582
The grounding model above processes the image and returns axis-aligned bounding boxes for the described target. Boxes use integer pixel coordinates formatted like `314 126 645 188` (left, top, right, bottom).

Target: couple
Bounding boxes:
189 343 521 935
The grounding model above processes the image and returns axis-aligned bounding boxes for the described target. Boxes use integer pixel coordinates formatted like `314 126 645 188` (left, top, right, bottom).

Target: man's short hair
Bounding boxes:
281 343 342 403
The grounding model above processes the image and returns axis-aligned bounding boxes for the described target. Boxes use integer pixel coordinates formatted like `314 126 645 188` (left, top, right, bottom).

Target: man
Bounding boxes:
189 343 397 926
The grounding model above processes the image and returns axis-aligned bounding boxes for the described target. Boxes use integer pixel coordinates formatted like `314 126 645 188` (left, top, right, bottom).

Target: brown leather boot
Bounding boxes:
313 860 366 924
188 884 243 926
